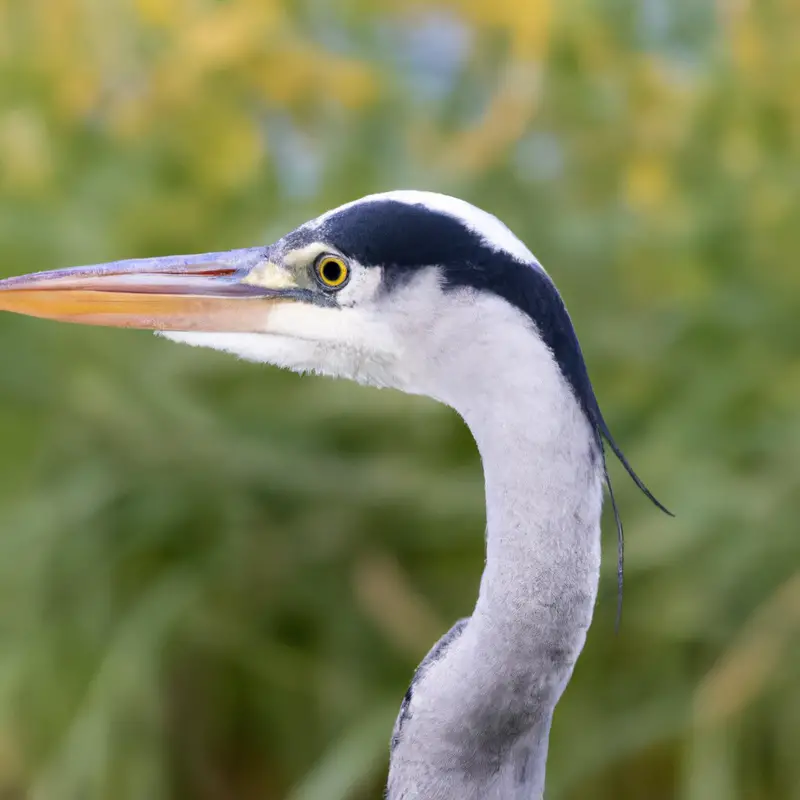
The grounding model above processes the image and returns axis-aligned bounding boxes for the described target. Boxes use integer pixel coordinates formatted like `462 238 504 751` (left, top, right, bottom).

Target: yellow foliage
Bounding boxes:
153 1 286 103
624 155 671 212
0 109 52 192
178 2 285 70
254 43 378 110
731 23 764 72
30 0 82 77
196 116 265 190
325 57 380 110
630 58 698 150
134 0 183 28
54 69 100 120
253 46 318 107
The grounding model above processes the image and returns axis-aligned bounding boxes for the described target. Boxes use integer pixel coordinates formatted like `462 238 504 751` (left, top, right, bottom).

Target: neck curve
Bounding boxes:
387 296 604 800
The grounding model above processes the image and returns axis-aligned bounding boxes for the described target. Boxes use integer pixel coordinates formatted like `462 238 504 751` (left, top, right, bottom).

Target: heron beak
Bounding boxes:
0 248 303 332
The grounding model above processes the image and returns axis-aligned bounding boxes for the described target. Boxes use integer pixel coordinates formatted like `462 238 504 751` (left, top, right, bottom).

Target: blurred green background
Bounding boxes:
0 0 798 798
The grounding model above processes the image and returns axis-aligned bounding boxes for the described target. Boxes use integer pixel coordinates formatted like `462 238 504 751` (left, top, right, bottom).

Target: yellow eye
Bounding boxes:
315 254 349 289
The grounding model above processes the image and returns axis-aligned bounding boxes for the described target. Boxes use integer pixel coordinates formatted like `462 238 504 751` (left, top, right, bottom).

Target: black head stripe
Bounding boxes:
319 199 669 518
321 200 601 442
319 200 494 279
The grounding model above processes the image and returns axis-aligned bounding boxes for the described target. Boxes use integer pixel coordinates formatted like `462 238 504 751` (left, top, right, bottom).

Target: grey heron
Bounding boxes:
0 191 668 799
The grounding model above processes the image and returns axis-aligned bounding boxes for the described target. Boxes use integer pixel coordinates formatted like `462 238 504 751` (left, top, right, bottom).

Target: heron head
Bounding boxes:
0 191 556 405
0 189 671 592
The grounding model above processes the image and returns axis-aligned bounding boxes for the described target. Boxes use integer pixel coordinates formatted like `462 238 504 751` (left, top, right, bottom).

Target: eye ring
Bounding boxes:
314 254 349 290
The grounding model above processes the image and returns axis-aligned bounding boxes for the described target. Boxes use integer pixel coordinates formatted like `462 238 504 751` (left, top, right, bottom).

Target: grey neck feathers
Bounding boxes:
387 294 604 800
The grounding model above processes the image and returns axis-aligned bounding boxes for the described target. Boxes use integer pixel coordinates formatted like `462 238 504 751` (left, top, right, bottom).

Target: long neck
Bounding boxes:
387 304 604 799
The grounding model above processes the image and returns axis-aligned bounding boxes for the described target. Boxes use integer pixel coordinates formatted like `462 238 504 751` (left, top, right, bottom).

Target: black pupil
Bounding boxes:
321 259 343 283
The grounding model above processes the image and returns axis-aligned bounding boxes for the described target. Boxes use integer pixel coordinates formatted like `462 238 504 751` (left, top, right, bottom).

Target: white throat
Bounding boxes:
385 287 604 800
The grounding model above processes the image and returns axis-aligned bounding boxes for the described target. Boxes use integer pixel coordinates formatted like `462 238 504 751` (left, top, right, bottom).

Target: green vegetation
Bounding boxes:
0 0 798 797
